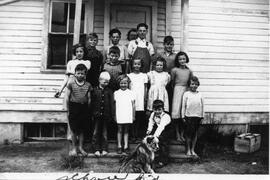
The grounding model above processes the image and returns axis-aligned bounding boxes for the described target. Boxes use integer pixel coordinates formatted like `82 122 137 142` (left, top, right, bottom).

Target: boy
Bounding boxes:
64 64 92 156
103 46 125 91
91 71 114 156
146 99 171 167
181 76 204 157
157 36 176 72
128 23 155 73
85 33 103 87
104 28 128 64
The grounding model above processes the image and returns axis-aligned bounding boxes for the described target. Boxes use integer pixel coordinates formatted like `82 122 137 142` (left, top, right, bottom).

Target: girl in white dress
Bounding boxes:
127 59 148 139
114 75 135 154
147 57 171 112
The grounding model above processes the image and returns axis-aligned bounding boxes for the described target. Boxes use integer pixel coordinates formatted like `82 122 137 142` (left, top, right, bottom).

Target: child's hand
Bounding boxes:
182 117 186 123
153 136 159 143
146 130 151 135
54 90 61 98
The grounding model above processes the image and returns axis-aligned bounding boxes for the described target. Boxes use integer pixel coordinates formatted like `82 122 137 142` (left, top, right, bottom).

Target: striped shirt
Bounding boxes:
67 78 92 104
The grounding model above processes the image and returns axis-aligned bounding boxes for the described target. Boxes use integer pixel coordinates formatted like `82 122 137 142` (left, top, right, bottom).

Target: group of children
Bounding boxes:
56 22 204 166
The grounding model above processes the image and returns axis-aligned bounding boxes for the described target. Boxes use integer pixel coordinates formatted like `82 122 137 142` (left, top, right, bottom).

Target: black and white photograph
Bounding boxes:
0 0 269 179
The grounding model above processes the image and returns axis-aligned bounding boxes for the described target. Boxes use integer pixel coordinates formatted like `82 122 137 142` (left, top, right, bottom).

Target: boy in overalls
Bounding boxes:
128 23 155 73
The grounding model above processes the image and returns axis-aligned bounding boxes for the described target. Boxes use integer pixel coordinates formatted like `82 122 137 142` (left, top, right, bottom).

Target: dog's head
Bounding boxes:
142 135 159 152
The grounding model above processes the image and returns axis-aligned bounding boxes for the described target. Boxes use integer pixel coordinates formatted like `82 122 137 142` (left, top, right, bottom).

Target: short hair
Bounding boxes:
137 23 148 30
188 75 200 86
175 51 190 67
152 56 167 71
127 28 137 40
131 58 144 72
75 63 87 73
72 43 86 57
109 28 121 37
163 36 174 44
88 32 98 40
117 74 131 86
152 99 164 110
99 71 111 81
109 46 120 55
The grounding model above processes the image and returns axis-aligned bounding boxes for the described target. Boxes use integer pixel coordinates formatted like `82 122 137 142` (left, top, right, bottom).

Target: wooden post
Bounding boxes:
180 0 189 52
73 0 82 45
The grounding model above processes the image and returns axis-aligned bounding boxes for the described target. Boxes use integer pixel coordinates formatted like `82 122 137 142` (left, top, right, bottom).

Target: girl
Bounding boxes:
55 43 91 98
147 57 171 112
182 76 204 157
171 51 193 142
114 75 135 154
127 59 148 140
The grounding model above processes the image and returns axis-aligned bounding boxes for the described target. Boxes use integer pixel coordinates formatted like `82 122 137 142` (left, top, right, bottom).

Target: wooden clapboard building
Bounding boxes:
0 0 269 143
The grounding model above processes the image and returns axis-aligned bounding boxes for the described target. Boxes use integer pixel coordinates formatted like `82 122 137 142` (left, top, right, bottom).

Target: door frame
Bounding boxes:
104 0 158 48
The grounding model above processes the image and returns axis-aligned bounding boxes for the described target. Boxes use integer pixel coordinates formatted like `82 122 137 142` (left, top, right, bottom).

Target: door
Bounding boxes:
110 4 152 46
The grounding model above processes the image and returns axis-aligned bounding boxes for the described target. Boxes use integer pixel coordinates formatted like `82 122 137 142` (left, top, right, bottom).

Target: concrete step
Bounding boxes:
106 140 186 153
82 140 193 162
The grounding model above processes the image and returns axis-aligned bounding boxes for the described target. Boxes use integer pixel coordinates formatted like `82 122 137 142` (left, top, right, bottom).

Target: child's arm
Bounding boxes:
112 93 117 123
55 74 70 98
146 113 154 135
170 68 175 88
87 88 91 108
181 93 188 120
201 94 204 118
153 115 171 138
63 85 71 112
109 90 116 122
144 83 148 108
132 99 136 122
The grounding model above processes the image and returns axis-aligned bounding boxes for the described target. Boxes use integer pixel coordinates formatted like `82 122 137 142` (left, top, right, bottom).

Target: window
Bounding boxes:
48 1 86 69
24 123 67 141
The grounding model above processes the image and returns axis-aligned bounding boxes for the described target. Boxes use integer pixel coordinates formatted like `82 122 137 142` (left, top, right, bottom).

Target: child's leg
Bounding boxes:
92 117 101 153
78 132 87 156
191 131 198 156
173 118 181 141
185 136 191 156
179 118 185 141
69 131 77 156
123 124 129 150
117 124 123 148
101 118 108 152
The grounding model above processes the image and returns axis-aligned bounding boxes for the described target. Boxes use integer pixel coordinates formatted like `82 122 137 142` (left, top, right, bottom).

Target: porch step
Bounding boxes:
82 140 193 162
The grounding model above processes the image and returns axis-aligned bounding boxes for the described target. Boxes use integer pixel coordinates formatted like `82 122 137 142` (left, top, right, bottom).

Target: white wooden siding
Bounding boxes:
0 0 268 115
188 0 269 112
156 0 166 51
93 0 104 51
0 0 64 111
171 0 181 51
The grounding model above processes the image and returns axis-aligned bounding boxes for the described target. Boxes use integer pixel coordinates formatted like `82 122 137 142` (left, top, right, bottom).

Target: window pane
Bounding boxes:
49 34 67 68
51 2 68 32
55 124 67 138
41 124 53 137
67 34 86 62
69 3 85 33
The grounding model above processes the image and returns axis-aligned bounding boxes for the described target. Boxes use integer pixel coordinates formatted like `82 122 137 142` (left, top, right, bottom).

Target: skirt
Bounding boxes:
171 85 187 119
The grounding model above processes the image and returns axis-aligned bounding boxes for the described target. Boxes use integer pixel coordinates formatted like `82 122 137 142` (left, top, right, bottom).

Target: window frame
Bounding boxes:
41 0 93 73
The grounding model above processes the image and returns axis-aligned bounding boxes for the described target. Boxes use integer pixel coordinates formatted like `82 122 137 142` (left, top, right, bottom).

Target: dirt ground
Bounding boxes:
0 140 268 174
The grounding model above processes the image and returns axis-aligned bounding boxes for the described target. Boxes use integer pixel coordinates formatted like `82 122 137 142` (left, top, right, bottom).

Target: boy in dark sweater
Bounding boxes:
91 71 115 156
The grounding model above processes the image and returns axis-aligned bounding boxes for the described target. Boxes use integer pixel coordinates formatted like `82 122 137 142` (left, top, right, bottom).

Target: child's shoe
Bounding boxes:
94 151 101 157
101 150 108 156
117 147 122 154
123 148 130 154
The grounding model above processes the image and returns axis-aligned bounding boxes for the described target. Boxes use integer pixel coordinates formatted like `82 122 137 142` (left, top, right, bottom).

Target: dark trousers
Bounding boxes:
151 123 173 165
92 116 108 152
131 111 147 139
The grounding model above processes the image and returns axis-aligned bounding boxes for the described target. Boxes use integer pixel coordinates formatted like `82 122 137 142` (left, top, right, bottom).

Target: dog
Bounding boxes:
118 135 159 174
